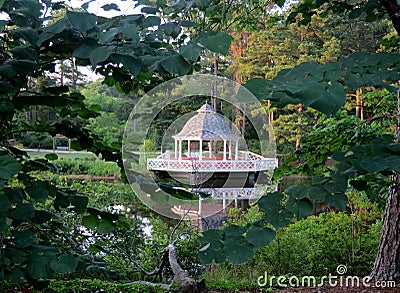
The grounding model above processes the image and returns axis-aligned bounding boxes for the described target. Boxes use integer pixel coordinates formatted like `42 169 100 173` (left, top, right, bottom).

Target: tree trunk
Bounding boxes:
370 80 400 281
379 0 400 36
167 244 206 293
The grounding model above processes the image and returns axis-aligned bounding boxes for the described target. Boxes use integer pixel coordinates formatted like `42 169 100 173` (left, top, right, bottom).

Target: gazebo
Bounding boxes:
147 103 277 187
172 103 241 161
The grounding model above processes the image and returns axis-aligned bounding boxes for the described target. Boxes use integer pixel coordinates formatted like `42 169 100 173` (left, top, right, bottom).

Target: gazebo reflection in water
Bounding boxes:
147 103 278 230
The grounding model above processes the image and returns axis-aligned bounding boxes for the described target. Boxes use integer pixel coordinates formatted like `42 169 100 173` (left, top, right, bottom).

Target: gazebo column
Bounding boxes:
209 140 212 158
174 139 178 159
188 140 191 158
223 139 227 160
199 139 203 160
228 141 232 159
178 139 182 160
235 140 239 160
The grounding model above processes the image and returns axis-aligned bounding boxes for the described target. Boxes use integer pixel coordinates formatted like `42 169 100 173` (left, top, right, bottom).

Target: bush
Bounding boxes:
255 212 382 277
55 157 120 176
20 132 54 149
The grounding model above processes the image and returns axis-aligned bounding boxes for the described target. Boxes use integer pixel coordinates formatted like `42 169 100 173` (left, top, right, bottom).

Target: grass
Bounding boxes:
26 151 97 159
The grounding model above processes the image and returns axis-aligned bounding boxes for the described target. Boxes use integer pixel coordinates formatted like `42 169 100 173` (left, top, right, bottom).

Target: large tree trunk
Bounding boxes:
370 81 400 281
370 173 400 280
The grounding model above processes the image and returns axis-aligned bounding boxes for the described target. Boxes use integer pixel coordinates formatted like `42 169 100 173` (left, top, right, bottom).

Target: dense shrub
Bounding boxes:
55 157 120 176
20 132 54 149
255 212 382 277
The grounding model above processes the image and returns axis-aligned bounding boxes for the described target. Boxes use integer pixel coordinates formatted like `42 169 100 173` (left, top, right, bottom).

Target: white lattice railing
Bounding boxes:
147 156 278 172
192 187 277 199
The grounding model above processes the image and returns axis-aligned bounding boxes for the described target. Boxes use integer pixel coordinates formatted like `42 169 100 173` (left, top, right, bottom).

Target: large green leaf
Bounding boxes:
10 203 35 220
160 54 192 75
89 46 112 66
13 230 36 248
68 195 89 212
197 32 232 55
0 154 21 179
286 197 313 219
225 236 255 264
9 27 39 45
246 227 276 248
50 254 78 274
0 191 11 212
111 54 141 75
180 42 203 62
25 182 50 202
82 214 99 229
27 255 53 279
97 219 115 234
66 11 97 32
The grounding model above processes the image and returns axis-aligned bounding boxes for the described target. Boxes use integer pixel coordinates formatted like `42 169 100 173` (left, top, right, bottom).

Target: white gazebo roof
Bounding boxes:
172 103 240 141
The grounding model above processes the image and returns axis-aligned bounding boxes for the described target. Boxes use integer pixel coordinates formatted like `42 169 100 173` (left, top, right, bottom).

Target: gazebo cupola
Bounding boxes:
172 103 241 161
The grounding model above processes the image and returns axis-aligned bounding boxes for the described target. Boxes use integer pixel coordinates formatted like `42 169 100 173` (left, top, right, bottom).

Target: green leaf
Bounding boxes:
101 3 120 11
0 154 21 179
360 156 388 173
66 11 97 32
82 214 99 229
7 268 26 284
27 255 53 279
285 184 309 199
13 230 36 248
121 25 140 42
350 180 368 191
225 236 255 264
45 153 58 161
160 54 192 75
97 219 115 234
68 195 89 212
180 42 203 62
308 185 331 200
31 210 53 224
26 182 50 202
246 227 276 248
6 248 27 265
111 54 141 75
142 16 161 27
6 187 25 204
10 203 35 220
267 209 294 230
0 191 11 212
0 217 10 233
50 254 78 274
73 39 99 59
257 192 284 214
224 224 247 236
89 46 112 66
325 193 348 211
197 32 232 55
286 197 313 219
10 27 39 45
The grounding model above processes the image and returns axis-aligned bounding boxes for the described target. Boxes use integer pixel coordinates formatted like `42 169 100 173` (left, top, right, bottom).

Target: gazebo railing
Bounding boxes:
147 156 278 172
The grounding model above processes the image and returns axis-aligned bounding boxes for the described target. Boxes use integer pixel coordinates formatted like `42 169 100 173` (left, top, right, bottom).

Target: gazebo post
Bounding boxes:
188 140 191 158
235 140 239 160
208 140 212 158
199 139 203 160
228 140 232 159
223 139 227 160
174 139 177 159
178 139 182 160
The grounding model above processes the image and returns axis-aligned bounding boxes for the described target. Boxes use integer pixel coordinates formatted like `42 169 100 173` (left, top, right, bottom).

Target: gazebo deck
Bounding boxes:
147 151 278 172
